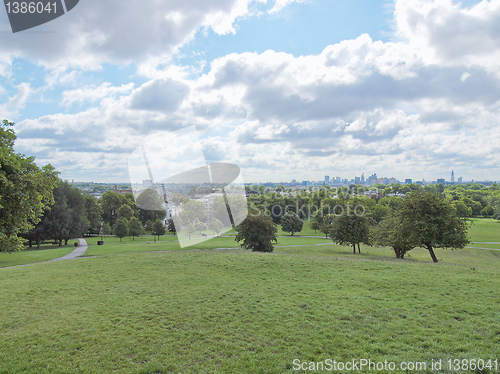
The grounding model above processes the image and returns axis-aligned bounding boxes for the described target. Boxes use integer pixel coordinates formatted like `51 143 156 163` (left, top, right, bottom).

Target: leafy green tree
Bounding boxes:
452 200 472 218
329 214 371 254
35 181 87 246
117 204 135 220
170 194 184 206
208 218 223 236
372 216 416 259
100 191 126 226
235 215 278 252
179 199 207 225
83 195 102 235
398 191 470 263
310 219 320 233
151 220 165 242
0 119 59 252
128 217 143 240
281 211 303 236
187 223 195 240
136 188 166 225
113 218 129 242
102 222 112 236
167 218 176 235
195 222 208 234
481 205 495 217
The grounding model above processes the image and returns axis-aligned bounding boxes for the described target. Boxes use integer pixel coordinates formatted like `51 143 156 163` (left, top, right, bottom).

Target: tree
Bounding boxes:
100 191 126 227
102 222 112 236
329 214 371 254
167 218 176 235
194 222 208 234
187 223 195 240
0 119 59 252
235 215 278 252
372 216 416 259
208 218 223 236
178 199 207 225
136 188 166 225
117 204 135 220
281 212 303 236
151 220 165 242
310 219 320 233
128 217 143 240
398 191 470 263
34 181 88 246
83 195 102 236
113 218 128 242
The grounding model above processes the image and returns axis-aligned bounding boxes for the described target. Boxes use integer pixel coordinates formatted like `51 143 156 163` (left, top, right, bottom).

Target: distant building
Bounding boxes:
355 176 360 183
361 173 365 183
451 170 455 183
114 185 132 195
437 178 445 184
143 179 153 188
388 177 397 185
302 181 310 187
458 177 463 183
405 179 412 184
325 175 330 183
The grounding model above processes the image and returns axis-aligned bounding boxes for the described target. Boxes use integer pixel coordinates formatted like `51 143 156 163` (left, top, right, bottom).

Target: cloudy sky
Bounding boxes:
1 0 499 183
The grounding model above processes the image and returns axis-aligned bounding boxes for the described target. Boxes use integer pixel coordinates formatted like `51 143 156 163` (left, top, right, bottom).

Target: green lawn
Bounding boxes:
0 241 79 268
468 218 500 243
0 246 499 374
0 218 499 373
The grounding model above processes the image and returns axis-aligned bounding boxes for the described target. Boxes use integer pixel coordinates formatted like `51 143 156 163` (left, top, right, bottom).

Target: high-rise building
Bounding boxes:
355 176 360 183
437 178 445 184
458 177 463 183
389 177 397 185
451 170 455 183
325 175 330 183
405 179 412 184
361 173 365 183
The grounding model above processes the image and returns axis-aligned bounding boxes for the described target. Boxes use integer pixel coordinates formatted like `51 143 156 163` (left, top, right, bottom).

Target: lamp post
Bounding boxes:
98 221 104 245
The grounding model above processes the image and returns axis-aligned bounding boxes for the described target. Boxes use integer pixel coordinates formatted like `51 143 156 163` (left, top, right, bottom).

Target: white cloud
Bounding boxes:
395 0 500 75
62 82 134 106
0 83 31 118
10 0 500 181
0 0 299 70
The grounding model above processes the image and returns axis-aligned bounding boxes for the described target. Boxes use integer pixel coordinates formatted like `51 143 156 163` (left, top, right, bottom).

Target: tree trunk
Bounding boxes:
37 240 41 249
28 241 32 248
357 243 361 253
353 244 356 254
426 245 438 263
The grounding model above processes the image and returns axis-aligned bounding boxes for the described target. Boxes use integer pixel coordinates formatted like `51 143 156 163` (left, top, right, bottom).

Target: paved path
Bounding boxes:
48 238 88 261
0 238 89 269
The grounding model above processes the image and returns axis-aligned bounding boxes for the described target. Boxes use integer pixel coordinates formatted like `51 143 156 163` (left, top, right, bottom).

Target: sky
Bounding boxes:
1 0 499 183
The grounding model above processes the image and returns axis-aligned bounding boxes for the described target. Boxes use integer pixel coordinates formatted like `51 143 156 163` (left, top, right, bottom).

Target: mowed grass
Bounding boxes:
0 241 79 268
83 232 332 257
468 218 500 244
1 248 500 374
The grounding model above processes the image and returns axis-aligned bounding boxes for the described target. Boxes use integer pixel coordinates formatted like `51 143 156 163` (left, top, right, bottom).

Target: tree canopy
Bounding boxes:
398 191 470 263
0 120 59 252
280 211 303 236
235 215 278 252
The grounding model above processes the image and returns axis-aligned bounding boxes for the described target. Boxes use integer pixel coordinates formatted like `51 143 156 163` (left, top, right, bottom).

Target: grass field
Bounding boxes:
0 240 79 268
0 219 498 373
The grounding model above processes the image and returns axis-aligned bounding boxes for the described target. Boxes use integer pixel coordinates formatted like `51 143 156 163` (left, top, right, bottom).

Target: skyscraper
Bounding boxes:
451 170 455 183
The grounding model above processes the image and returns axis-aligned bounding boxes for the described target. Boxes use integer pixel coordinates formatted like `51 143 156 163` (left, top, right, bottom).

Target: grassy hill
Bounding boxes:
0 219 499 373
